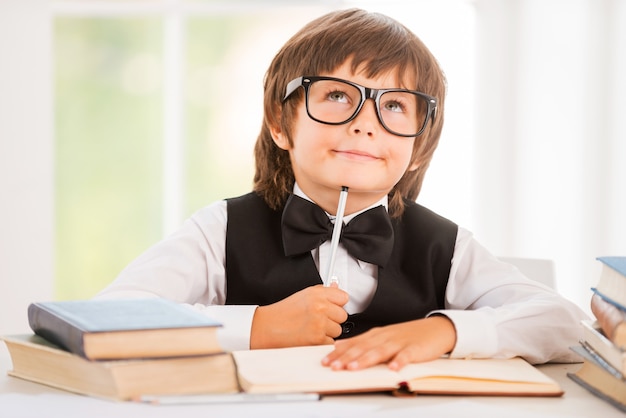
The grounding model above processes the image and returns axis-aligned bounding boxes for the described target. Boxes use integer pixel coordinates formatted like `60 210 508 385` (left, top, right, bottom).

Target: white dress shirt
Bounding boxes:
96 187 589 364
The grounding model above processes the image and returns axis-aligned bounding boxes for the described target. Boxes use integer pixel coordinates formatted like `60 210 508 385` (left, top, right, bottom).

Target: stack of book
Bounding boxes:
2 298 240 401
3 297 570 403
568 256 626 412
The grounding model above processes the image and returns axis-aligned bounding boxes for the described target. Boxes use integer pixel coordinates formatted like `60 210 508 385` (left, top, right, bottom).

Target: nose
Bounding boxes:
350 99 379 137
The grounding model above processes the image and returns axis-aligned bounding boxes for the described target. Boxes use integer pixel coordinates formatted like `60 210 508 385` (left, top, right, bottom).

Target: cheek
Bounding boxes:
395 142 418 171
287 126 322 166
290 115 335 153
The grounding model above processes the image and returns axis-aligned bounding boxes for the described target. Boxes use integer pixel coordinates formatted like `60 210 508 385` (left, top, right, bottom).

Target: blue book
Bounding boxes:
28 298 223 360
598 257 626 277
594 256 626 311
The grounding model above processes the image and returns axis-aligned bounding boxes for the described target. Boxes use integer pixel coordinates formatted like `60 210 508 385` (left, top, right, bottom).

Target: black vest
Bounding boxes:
225 192 457 338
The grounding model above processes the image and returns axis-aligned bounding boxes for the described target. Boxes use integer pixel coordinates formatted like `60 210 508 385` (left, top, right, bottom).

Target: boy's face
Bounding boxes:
271 62 419 214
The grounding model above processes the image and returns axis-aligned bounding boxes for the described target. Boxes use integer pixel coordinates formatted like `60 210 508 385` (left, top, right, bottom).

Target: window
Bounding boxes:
55 17 164 298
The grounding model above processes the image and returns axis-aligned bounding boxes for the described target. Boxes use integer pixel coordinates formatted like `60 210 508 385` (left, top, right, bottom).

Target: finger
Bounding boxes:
321 340 352 367
329 332 404 370
343 345 399 370
325 320 343 339
322 329 387 368
325 287 349 306
326 304 348 324
388 342 447 370
324 341 374 370
326 334 369 357
388 349 413 371
320 335 335 346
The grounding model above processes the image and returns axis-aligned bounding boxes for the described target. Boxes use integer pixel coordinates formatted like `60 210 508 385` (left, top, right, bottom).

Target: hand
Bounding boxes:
250 284 349 349
321 315 457 371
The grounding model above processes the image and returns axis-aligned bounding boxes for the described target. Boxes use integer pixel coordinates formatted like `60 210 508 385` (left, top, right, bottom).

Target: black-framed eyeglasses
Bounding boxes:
283 76 437 137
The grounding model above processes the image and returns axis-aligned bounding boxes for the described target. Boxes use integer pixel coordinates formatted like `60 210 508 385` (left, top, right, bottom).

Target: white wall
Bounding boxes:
0 0 54 334
473 0 626 310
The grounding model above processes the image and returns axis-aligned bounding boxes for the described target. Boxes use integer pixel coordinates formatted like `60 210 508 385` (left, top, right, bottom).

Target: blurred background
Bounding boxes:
1 0 625 333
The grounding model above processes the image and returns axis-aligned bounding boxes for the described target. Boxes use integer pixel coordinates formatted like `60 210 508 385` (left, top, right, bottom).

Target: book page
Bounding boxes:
234 345 399 393
232 345 559 394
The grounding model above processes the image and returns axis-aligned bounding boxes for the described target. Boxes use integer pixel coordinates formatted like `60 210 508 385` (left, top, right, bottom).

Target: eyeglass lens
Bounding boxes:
306 79 428 136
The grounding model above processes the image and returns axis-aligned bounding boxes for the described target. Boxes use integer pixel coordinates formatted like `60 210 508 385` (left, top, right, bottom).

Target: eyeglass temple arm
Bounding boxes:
283 77 304 101
425 97 438 124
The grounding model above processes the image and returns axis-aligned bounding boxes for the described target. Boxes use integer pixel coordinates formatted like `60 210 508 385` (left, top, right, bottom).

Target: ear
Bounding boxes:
407 160 420 172
269 120 291 151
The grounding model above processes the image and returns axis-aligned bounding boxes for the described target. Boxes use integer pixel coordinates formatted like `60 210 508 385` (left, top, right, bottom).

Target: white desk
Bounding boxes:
1 342 623 418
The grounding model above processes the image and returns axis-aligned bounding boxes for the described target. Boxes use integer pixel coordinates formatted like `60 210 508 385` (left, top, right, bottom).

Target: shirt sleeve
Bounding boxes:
95 200 257 352
429 227 590 364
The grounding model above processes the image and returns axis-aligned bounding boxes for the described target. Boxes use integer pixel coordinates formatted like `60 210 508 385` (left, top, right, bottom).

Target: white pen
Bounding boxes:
324 186 349 287
139 392 320 405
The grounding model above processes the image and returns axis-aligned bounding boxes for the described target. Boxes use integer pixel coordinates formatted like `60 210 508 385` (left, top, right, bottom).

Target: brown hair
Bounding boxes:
253 8 446 218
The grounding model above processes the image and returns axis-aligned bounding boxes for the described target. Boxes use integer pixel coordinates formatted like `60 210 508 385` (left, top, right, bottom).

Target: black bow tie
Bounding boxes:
281 194 394 267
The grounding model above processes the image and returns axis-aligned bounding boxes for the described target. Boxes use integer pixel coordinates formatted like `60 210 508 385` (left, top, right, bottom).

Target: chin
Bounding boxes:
336 183 389 195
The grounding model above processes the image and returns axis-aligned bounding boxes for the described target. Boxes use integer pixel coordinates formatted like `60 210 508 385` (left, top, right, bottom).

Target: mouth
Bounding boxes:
334 149 381 162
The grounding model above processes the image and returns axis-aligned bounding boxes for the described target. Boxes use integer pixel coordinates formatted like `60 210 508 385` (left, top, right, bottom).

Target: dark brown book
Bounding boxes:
28 298 223 360
2 334 239 401
591 292 626 350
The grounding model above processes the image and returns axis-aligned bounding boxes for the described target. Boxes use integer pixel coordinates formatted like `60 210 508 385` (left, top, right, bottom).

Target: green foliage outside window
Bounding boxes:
54 16 257 299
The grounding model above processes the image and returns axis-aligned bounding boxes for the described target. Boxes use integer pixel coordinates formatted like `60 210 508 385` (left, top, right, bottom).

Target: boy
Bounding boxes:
97 8 588 370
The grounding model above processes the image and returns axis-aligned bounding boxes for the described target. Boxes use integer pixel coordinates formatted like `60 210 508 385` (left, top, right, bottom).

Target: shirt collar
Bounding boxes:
292 182 388 222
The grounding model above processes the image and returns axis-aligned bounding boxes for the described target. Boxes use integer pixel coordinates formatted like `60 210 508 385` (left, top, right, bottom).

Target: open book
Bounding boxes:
233 345 563 397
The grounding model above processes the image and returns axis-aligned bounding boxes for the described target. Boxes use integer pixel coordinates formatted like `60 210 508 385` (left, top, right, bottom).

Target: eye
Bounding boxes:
327 90 349 104
382 100 405 113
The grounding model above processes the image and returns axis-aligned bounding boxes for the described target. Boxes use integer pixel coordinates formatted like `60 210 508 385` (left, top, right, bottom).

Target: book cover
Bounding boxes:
598 256 626 277
28 298 223 360
232 345 563 397
2 334 239 401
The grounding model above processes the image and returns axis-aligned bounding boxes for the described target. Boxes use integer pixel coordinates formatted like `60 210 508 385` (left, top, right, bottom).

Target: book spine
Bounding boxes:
27 303 88 358
591 292 626 350
578 341 624 380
